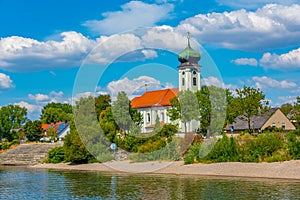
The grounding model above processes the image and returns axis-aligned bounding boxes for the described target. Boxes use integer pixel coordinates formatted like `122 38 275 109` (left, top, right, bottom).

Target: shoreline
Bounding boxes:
30 160 300 180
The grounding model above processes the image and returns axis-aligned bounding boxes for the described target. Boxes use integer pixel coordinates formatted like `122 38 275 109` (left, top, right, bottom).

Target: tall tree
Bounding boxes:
111 92 138 134
0 105 27 141
169 90 199 133
24 120 43 142
196 86 211 135
280 103 293 116
40 103 72 124
94 94 111 119
235 86 266 131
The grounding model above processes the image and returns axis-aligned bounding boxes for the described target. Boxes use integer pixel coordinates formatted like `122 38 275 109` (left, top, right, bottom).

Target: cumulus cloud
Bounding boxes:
14 101 41 113
259 47 300 70
232 58 258 66
216 0 298 9
253 76 297 89
202 76 237 90
83 1 174 35
0 32 95 72
28 93 49 101
0 73 14 90
107 76 161 98
177 4 300 51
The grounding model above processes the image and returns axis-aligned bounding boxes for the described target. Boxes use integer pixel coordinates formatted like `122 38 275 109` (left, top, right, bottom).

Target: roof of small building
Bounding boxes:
131 88 179 109
229 108 277 131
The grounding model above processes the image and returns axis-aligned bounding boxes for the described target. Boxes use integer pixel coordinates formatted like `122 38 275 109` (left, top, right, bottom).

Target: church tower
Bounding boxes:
178 32 201 92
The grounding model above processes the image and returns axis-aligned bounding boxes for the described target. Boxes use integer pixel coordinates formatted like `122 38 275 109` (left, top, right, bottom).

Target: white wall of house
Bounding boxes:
138 106 171 133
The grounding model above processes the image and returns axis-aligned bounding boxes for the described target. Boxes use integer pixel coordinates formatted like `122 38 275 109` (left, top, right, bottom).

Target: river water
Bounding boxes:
0 166 299 199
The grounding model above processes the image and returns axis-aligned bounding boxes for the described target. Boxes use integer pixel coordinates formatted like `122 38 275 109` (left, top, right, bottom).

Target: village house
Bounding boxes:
226 108 296 134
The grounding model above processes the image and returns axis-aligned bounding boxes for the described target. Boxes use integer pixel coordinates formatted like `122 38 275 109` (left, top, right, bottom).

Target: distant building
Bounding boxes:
226 108 296 134
131 33 201 133
41 121 70 141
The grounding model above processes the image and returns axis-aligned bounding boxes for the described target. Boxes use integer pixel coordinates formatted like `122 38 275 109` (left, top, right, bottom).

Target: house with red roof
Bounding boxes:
131 33 201 133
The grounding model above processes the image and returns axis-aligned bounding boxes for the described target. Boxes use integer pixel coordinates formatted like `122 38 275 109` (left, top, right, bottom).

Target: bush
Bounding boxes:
203 135 240 163
47 146 65 163
241 132 284 162
286 132 300 160
184 143 201 164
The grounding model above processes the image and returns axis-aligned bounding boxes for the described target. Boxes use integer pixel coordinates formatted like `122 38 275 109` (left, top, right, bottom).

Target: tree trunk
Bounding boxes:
247 116 251 132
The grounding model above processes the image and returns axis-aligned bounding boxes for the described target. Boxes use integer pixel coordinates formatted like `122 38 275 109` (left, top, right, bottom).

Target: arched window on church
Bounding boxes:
182 77 185 86
193 77 197 86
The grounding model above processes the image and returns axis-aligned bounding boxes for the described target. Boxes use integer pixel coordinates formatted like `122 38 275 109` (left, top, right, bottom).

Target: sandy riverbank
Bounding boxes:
31 160 300 180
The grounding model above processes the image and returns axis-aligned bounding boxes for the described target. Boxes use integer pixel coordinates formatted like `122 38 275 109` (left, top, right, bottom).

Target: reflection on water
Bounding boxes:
0 166 300 199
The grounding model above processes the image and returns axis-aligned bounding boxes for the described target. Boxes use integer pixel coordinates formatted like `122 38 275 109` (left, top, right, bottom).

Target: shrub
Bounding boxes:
203 135 240 162
286 132 300 160
47 146 65 163
184 143 202 164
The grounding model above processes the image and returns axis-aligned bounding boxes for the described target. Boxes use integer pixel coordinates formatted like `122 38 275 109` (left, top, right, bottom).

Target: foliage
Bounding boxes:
196 86 211 135
111 92 132 134
0 104 27 141
99 107 117 141
235 86 266 131
46 127 58 141
286 132 300 159
72 96 113 163
203 135 240 162
40 102 72 124
132 139 180 162
241 132 284 162
1 139 19 150
184 143 201 164
64 120 95 164
47 146 65 163
94 94 111 119
168 90 199 132
24 120 43 142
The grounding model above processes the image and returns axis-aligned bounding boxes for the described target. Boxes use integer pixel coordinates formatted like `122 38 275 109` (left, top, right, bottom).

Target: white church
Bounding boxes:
131 33 201 133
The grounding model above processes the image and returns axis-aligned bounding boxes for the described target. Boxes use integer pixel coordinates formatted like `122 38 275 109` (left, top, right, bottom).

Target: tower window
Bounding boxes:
182 71 185 75
193 77 197 86
193 70 197 75
182 78 185 86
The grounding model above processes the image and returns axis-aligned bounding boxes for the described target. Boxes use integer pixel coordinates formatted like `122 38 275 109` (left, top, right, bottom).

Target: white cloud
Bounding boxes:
107 76 161 98
141 49 158 59
202 76 237 90
0 32 95 72
252 76 297 89
83 1 174 35
14 101 41 113
259 47 300 70
28 93 49 101
0 73 14 90
232 58 258 66
216 0 298 9
177 4 300 51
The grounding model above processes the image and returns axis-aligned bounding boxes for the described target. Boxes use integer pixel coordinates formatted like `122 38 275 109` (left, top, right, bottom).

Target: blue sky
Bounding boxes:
1 0 300 119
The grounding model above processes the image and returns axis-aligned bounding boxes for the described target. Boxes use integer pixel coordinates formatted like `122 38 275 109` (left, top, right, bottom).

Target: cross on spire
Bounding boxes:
187 31 191 46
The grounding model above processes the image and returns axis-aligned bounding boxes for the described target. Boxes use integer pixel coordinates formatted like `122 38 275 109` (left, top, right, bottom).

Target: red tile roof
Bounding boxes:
131 88 179 109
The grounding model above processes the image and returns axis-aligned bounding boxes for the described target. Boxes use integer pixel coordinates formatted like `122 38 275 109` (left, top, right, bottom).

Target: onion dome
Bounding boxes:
178 32 200 64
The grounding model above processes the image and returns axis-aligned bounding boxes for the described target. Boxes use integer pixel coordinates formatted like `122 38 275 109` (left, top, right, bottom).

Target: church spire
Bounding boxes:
178 32 201 64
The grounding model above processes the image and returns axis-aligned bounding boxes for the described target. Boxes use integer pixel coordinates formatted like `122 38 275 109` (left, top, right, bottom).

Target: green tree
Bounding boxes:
94 94 111 119
46 126 58 141
40 103 72 124
111 92 132 134
235 86 266 131
196 86 211 135
168 90 199 133
0 105 27 141
99 106 117 141
24 120 43 142
281 103 293 116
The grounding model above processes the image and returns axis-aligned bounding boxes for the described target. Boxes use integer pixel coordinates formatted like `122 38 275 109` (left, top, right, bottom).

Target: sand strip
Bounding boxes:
31 160 300 180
